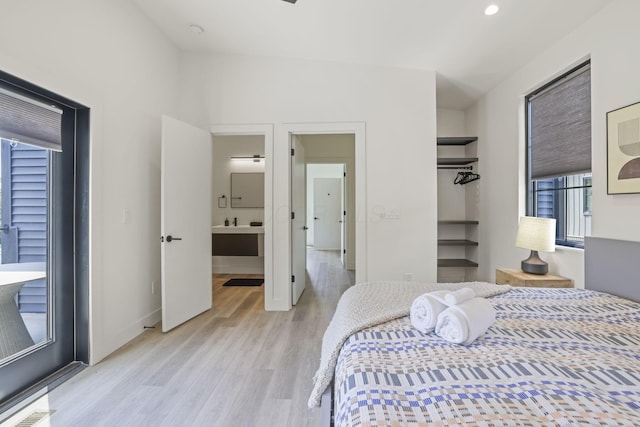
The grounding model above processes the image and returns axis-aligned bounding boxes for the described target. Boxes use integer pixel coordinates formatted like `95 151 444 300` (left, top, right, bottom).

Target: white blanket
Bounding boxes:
308 281 511 408
435 297 496 345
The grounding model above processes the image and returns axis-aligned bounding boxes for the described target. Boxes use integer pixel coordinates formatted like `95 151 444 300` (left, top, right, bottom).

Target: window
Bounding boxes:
526 61 591 248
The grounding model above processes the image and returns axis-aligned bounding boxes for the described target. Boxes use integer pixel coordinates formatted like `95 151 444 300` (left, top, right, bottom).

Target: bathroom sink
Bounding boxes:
211 225 264 234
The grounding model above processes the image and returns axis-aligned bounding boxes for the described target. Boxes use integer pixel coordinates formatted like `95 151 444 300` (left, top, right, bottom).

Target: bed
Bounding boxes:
311 237 640 426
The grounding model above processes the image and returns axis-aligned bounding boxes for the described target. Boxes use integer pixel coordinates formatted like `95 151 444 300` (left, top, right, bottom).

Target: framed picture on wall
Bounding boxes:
607 101 640 194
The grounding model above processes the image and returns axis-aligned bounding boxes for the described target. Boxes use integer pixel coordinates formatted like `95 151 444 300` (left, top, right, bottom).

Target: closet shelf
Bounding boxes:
437 157 478 166
438 259 479 268
438 239 478 246
437 136 478 146
438 220 479 225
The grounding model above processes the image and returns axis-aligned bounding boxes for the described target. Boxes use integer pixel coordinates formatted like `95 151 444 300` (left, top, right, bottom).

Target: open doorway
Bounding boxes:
290 133 356 305
306 164 345 261
210 125 274 310
211 134 266 308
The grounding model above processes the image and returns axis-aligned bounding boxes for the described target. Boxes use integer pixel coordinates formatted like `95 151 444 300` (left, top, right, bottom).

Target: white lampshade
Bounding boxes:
515 216 556 253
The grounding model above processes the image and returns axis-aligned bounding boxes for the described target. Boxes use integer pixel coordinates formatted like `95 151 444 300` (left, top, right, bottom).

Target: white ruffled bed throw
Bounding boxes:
308 281 511 408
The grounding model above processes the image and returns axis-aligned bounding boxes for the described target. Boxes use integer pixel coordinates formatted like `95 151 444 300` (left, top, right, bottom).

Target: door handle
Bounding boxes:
314 217 319 220
165 235 182 243
302 226 309 231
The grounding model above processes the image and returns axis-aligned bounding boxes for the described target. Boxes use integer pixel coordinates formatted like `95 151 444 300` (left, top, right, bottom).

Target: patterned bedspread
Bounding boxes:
334 288 640 426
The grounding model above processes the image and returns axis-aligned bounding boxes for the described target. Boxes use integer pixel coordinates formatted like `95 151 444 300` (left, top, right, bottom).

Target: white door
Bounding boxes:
291 136 306 305
161 115 212 332
313 178 342 250
340 165 346 266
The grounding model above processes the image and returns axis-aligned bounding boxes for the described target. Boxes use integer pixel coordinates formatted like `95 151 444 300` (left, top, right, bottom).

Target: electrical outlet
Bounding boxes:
403 273 413 282
151 281 156 294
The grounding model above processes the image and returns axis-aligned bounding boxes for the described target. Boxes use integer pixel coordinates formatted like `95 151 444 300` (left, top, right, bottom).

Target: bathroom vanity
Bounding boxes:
211 225 265 274
211 225 265 256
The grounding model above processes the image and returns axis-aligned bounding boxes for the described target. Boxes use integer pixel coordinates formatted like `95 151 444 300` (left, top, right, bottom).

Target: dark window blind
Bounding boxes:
529 64 591 180
0 86 63 151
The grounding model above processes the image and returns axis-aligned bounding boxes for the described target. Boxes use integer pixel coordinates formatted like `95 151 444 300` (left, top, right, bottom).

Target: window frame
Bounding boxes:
0 69 90 408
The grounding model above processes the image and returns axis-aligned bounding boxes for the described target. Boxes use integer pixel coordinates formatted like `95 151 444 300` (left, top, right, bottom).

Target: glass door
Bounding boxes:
0 141 52 361
0 76 84 405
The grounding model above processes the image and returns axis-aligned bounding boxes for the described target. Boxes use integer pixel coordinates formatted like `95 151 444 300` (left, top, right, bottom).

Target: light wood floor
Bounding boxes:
4 249 354 427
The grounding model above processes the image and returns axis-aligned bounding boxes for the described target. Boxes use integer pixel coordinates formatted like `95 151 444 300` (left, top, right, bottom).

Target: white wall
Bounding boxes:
0 0 180 363
436 109 468 222
178 53 438 309
436 109 466 136
467 0 640 289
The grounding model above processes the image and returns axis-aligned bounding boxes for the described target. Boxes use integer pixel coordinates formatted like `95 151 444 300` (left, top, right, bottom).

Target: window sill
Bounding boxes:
555 244 584 253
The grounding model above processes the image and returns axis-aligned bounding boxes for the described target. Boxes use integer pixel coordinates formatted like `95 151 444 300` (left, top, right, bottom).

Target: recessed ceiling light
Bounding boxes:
484 4 499 16
188 24 205 35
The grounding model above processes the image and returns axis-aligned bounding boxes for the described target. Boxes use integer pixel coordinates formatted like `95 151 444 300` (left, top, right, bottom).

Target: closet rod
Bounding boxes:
437 166 473 170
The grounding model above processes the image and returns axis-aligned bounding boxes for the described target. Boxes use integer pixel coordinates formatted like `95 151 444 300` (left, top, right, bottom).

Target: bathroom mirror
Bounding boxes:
231 173 264 208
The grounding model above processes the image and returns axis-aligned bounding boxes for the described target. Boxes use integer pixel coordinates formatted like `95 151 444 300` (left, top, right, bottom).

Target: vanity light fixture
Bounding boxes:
484 4 499 15
230 154 264 163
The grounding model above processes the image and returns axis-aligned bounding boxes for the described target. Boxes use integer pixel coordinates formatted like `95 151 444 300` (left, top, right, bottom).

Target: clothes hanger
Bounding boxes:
460 172 480 185
454 171 468 184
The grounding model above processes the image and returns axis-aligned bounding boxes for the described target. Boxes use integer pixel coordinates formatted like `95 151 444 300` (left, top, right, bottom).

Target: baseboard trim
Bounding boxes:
93 308 161 364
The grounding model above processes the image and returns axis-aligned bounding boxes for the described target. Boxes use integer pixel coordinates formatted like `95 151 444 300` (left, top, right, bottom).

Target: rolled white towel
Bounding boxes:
435 297 496 345
410 290 449 334
444 287 476 305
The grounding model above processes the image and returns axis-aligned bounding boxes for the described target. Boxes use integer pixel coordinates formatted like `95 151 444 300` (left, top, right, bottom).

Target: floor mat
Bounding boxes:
222 278 264 287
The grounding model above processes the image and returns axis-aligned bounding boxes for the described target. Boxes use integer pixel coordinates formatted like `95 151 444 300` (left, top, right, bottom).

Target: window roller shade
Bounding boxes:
0 87 63 152
530 66 591 180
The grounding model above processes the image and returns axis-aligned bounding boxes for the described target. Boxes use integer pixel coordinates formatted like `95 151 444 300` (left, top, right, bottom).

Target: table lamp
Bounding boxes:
515 216 556 275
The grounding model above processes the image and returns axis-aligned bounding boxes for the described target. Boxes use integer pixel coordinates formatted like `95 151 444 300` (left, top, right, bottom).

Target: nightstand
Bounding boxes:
495 268 574 288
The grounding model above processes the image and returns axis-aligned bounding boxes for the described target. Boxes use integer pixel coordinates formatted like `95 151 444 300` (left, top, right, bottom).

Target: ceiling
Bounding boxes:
132 0 611 109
